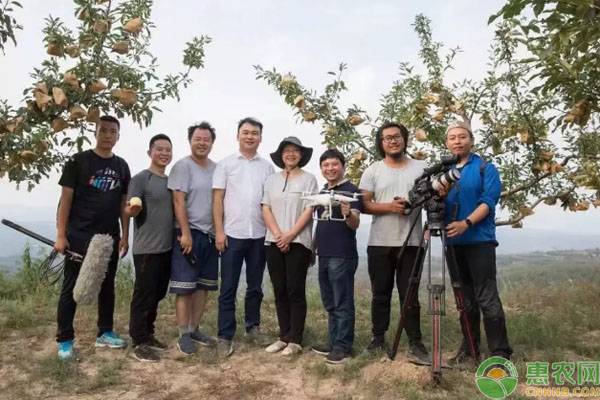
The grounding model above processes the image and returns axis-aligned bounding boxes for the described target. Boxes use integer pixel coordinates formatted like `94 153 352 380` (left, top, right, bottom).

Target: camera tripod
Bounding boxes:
387 205 478 384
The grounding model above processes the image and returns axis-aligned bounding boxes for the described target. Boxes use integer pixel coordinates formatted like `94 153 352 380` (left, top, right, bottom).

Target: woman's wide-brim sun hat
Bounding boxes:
270 136 313 169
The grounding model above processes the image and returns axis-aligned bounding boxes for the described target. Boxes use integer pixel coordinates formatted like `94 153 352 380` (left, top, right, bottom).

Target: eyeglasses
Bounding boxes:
382 135 404 143
282 148 301 154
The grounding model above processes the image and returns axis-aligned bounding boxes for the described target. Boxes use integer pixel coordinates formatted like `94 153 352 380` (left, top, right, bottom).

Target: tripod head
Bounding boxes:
404 155 460 230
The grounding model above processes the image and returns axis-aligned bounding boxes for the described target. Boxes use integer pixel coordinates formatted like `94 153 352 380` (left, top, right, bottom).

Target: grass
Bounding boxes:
0 249 599 399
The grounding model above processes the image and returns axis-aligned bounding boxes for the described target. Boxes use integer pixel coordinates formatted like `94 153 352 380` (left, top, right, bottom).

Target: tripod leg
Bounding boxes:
388 226 427 360
443 239 479 360
430 284 443 384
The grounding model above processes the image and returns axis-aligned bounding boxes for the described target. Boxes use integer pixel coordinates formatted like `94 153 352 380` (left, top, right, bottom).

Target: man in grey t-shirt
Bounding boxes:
167 122 219 356
125 134 174 362
359 122 430 365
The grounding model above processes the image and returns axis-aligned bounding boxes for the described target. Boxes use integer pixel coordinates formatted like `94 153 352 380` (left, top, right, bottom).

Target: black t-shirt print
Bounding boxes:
59 150 130 251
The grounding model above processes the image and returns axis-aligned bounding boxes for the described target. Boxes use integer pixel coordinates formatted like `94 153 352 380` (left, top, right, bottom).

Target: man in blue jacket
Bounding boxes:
444 121 512 364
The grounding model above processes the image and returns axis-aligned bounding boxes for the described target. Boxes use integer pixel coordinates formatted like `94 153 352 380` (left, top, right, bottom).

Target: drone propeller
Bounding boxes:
319 189 363 197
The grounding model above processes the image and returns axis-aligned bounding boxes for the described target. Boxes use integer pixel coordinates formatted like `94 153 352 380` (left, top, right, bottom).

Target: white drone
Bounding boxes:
299 190 362 221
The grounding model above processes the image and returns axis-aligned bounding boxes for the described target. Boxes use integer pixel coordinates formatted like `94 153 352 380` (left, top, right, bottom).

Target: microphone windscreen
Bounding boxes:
73 234 114 305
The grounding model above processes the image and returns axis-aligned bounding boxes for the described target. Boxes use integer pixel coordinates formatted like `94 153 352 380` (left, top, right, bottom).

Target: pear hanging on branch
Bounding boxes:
347 114 364 126
64 72 80 90
46 42 63 57
51 117 69 133
19 151 38 163
93 19 110 34
34 91 53 111
112 41 129 54
112 88 138 106
52 87 68 107
69 105 87 120
293 95 305 108
123 17 143 34
87 80 107 94
414 128 428 142
65 45 80 58
86 106 100 123
34 82 48 95
412 150 428 160
5 117 24 134
302 111 317 122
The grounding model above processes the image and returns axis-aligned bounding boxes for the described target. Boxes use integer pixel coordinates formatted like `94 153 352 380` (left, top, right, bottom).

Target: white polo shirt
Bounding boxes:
213 152 275 239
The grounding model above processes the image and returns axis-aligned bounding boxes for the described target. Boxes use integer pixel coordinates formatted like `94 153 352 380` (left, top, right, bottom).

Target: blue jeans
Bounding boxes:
218 236 266 340
318 257 358 354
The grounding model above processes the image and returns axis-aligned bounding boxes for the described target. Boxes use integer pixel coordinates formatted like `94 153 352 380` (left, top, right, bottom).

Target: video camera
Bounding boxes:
404 155 461 226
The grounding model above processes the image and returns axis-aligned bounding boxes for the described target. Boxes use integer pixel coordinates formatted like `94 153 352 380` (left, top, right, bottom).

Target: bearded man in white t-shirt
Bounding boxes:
359 121 430 365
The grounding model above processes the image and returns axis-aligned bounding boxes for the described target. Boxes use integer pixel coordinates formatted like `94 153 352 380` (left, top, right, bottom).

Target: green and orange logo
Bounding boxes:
475 356 519 399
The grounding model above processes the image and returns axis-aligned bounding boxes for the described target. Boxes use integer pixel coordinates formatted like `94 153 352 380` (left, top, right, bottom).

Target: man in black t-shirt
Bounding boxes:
54 115 131 360
311 149 362 364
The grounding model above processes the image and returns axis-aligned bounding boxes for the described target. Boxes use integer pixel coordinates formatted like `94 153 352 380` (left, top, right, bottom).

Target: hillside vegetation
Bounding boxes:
0 249 598 399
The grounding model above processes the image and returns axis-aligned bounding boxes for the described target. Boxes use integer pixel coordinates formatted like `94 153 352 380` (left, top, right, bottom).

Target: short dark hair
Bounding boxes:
149 133 172 150
188 121 216 142
237 117 263 133
319 148 346 167
98 115 120 129
375 121 409 158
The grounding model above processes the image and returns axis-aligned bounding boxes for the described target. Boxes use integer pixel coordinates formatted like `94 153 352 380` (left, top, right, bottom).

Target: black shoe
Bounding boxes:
407 341 431 366
133 344 160 362
147 336 168 351
326 348 351 364
366 336 385 352
311 344 331 356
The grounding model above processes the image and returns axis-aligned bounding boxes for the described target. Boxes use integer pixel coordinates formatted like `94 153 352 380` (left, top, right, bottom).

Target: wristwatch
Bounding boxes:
465 218 473 227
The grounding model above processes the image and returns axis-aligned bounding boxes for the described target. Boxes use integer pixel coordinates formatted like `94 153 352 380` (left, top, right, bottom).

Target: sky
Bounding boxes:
1 0 599 235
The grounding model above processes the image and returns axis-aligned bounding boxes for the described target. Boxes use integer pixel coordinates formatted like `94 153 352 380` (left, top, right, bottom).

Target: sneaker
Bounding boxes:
133 344 160 363
57 340 74 360
407 341 431 366
281 343 302 356
190 329 217 347
326 348 351 364
95 331 127 349
265 340 288 353
366 336 385 352
245 326 271 345
177 333 198 355
217 338 234 358
311 344 331 356
147 335 168 351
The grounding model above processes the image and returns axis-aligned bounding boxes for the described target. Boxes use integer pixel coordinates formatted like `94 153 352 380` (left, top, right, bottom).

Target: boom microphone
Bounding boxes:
73 234 114 305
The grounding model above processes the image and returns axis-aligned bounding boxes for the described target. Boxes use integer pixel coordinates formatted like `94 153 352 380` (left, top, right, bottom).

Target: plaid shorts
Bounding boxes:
169 229 218 294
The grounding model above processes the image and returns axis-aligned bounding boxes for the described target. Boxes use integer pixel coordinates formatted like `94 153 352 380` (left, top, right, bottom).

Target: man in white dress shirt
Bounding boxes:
212 117 274 357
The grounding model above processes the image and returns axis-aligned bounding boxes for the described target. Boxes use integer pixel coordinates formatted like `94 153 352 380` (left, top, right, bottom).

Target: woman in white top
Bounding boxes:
261 136 318 355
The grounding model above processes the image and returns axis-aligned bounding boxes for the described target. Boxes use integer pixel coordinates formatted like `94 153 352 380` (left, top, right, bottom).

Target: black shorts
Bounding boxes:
169 229 218 294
